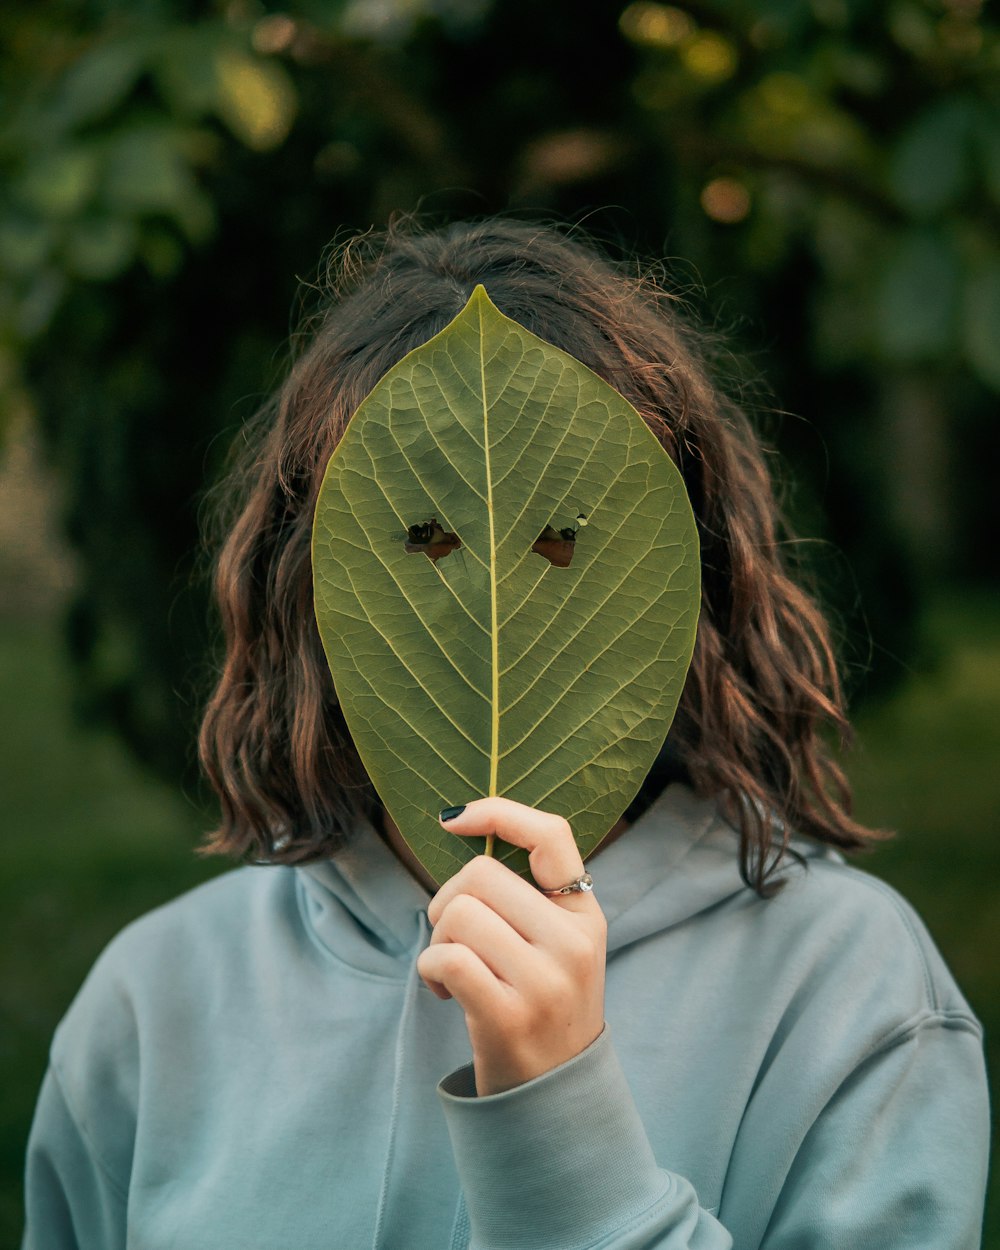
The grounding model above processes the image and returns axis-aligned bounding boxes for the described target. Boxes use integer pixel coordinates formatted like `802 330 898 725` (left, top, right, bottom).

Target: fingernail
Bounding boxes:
439 804 466 822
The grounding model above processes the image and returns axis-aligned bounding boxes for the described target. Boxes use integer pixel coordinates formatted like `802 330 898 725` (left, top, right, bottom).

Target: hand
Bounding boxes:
417 797 607 1096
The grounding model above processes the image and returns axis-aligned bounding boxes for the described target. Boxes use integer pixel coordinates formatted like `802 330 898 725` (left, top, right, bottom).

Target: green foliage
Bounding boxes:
877 229 959 361
2 8 997 1239
312 288 699 883
964 255 1000 391
0 0 997 784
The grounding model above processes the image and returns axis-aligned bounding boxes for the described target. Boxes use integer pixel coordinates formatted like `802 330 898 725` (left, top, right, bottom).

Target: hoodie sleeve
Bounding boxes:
438 1015 988 1250
22 924 140 1250
758 1011 989 1249
22 1066 128 1250
438 1028 733 1249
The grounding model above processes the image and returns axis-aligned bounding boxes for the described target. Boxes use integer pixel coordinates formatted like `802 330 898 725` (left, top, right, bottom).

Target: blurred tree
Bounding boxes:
1 0 997 788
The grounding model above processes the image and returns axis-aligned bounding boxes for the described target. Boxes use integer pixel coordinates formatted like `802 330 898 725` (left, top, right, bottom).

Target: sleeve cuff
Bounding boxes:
437 1026 671 1249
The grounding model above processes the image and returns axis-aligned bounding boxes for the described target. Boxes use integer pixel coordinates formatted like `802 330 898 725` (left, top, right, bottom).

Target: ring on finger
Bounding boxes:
539 872 594 898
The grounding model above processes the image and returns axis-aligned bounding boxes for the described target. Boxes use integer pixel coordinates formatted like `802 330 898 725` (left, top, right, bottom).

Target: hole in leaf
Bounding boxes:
531 514 587 568
404 519 462 562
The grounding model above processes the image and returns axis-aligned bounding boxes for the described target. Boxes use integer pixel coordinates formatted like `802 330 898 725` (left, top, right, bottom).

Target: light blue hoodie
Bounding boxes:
23 783 989 1248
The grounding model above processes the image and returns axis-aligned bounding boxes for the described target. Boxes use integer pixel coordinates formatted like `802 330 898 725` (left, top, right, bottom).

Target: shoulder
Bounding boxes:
109 861 296 949
73 865 294 988
609 785 979 1038
40 867 296 1189
51 865 300 1070
47 865 311 1170
762 846 981 1042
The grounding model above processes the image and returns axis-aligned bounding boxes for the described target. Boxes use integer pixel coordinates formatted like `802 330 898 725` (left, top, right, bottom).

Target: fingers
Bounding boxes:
428 891 537 984
417 940 507 1010
428 854 549 930
438 797 594 911
425 799 608 1095
425 854 605 994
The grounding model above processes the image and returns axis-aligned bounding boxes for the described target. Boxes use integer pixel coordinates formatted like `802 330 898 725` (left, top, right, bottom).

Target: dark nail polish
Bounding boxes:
439 804 466 822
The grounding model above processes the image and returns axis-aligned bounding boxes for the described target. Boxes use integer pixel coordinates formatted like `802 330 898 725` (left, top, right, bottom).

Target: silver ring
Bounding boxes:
540 872 594 897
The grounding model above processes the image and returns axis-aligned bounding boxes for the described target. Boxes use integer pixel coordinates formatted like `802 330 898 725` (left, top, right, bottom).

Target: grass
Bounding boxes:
0 595 997 1247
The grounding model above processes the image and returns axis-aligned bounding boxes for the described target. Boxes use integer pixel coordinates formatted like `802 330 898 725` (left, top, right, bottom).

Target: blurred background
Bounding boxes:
1 0 997 1242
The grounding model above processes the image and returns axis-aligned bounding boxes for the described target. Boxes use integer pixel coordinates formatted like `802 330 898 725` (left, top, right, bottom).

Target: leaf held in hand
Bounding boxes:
312 286 700 885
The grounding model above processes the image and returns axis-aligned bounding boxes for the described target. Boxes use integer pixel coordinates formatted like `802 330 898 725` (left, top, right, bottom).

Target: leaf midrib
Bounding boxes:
480 301 501 828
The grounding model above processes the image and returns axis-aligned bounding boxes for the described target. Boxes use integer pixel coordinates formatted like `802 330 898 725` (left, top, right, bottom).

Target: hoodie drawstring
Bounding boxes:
448 1194 470 1249
371 909 432 1250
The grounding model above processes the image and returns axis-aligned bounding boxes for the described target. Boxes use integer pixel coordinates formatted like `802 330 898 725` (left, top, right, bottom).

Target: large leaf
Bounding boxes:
312 286 700 885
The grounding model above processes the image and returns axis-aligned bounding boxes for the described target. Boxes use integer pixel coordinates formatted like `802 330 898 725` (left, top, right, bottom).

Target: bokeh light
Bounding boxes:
619 2 694 49
681 31 738 82
700 177 751 223
252 14 297 55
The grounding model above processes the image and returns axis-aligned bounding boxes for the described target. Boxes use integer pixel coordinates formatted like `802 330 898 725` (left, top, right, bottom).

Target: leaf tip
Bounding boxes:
465 282 501 321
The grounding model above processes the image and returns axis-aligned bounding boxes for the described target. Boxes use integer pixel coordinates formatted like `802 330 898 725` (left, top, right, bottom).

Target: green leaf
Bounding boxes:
17 148 99 218
101 126 195 214
64 217 137 281
213 49 297 151
96 125 214 243
155 26 229 117
0 217 53 276
52 37 151 130
963 258 1000 393
973 105 1000 209
312 286 701 885
889 98 974 219
15 270 66 340
876 230 958 362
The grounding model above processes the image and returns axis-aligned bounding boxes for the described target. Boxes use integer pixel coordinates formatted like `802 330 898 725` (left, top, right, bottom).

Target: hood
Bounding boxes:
597 783 837 951
297 783 835 972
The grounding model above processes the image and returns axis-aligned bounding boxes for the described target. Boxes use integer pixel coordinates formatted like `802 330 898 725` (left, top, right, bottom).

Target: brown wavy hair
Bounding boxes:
198 217 887 894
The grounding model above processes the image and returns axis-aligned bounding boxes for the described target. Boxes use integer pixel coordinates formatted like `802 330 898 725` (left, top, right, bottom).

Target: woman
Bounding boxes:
23 219 989 1248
